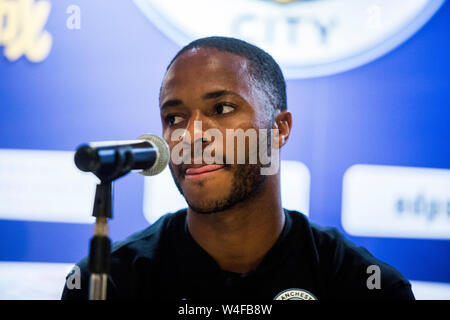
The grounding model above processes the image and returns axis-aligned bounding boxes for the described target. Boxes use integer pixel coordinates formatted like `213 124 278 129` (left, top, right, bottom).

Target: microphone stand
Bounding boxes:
87 148 134 300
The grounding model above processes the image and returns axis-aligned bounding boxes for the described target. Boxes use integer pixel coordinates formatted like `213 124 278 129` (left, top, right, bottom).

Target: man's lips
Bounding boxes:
185 164 225 177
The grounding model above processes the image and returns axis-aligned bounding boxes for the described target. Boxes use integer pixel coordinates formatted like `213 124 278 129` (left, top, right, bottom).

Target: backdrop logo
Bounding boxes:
341 164 450 240
0 0 52 63
134 0 444 78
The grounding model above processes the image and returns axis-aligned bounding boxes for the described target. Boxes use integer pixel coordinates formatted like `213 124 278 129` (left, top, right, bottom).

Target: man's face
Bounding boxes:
159 47 272 213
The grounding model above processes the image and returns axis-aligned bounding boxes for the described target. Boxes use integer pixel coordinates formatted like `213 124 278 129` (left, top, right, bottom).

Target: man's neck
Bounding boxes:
186 175 285 274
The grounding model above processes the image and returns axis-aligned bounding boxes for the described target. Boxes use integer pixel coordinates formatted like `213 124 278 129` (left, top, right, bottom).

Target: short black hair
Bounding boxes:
164 36 287 112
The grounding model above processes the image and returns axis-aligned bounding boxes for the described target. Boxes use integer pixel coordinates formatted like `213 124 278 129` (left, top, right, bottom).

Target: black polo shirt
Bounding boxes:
61 209 414 300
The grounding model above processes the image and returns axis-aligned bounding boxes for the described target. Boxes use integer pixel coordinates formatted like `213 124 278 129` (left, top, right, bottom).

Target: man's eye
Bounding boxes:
215 103 235 115
166 115 184 125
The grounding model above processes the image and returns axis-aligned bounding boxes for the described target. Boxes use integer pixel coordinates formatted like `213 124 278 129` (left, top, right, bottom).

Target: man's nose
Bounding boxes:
181 111 211 145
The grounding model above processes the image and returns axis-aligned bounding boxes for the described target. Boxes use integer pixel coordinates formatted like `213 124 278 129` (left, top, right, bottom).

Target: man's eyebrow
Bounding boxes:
202 90 240 100
160 99 182 110
161 90 242 109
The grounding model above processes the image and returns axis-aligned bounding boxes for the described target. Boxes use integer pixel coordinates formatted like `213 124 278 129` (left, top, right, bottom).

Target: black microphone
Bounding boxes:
74 134 169 177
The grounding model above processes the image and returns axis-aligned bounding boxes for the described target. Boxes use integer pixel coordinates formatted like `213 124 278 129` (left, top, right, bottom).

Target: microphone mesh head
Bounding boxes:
136 134 170 176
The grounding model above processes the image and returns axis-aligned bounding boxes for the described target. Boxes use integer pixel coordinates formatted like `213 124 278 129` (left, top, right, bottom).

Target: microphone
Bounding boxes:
74 134 169 177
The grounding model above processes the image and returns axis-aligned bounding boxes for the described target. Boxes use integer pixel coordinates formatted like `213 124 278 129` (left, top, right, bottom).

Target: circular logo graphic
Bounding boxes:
134 0 445 79
274 288 318 300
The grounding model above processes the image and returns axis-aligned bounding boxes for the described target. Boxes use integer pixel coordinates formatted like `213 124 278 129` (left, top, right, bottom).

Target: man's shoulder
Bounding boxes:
62 209 187 300
284 209 414 299
285 209 404 276
75 209 187 273
111 208 187 259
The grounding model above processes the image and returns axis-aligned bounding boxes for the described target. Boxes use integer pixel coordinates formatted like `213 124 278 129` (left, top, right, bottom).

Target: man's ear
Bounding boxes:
273 110 292 148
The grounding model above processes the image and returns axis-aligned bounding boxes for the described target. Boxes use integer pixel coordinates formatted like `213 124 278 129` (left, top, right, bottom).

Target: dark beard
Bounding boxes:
169 163 266 214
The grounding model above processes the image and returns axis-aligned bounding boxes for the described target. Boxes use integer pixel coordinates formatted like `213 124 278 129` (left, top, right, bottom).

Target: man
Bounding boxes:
62 36 414 300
